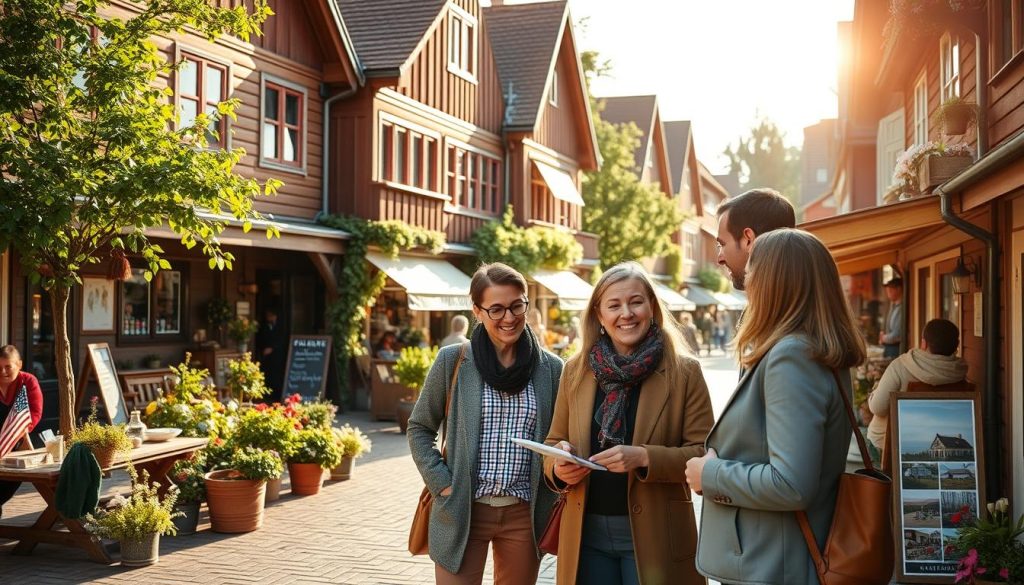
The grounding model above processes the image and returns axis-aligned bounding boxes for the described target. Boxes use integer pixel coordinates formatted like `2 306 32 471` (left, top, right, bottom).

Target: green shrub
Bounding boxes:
231 447 283 481
232 407 294 454
85 467 180 539
296 400 337 430
394 346 440 395
698 266 728 293
287 428 342 469
73 398 132 453
170 458 206 504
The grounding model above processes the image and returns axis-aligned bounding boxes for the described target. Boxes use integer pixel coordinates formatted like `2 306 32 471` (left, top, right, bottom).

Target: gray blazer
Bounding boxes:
695 335 853 585
407 342 563 574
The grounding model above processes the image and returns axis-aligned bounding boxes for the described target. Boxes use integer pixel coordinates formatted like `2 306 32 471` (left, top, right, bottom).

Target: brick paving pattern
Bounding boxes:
0 355 736 584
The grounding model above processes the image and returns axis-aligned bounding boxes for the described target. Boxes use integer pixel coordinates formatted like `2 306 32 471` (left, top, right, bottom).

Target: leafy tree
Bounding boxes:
0 0 277 437
582 118 685 269
723 116 802 203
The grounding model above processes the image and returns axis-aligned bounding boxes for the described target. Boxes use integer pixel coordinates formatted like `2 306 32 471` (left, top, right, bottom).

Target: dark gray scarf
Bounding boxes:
470 323 541 395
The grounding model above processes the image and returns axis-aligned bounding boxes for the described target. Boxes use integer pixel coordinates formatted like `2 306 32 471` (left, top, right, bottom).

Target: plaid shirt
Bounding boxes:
474 380 537 501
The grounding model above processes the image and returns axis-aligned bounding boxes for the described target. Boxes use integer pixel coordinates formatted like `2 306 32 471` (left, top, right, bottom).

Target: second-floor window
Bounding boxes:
913 72 928 145
447 145 501 214
448 9 477 78
380 120 439 192
261 77 305 170
940 34 960 103
178 52 228 148
549 66 559 107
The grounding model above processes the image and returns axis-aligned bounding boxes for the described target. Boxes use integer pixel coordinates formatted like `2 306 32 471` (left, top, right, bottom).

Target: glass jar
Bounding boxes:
126 410 148 447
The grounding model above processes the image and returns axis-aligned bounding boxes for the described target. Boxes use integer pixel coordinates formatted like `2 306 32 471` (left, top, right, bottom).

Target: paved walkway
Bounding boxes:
0 356 738 584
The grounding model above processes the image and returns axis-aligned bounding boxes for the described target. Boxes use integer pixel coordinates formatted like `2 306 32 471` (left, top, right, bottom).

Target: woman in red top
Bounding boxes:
0 345 45 517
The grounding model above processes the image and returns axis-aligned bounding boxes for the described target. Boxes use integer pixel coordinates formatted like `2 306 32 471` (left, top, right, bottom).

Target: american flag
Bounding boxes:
0 386 31 458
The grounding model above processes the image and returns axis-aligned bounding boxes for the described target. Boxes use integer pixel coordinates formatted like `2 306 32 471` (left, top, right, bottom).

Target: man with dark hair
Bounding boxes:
255 305 288 401
715 188 796 290
880 276 904 358
865 318 968 450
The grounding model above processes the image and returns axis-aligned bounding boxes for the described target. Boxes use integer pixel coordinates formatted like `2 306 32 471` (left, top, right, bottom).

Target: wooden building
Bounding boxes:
802 0 1024 509
1 0 361 431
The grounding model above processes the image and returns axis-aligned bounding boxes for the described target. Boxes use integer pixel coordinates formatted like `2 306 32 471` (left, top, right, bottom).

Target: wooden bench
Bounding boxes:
119 369 171 411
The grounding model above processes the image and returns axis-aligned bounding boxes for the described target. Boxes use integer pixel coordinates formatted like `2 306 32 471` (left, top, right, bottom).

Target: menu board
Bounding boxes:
283 336 332 402
80 343 129 425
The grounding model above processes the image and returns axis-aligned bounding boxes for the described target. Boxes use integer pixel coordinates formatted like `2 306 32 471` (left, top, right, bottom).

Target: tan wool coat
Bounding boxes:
543 353 714 585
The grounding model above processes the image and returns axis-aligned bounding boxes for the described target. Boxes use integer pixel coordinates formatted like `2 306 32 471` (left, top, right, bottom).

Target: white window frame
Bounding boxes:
447 5 478 83
258 73 309 176
913 71 929 146
549 66 559 107
877 107 906 204
939 33 960 103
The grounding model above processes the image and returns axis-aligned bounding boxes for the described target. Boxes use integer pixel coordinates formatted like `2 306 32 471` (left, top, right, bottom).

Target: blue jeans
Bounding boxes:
577 514 639 585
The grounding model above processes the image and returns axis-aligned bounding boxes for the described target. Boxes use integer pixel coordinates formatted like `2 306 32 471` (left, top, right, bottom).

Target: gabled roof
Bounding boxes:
934 434 973 450
336 0 446 74
599 95 658 174
484 1 566 130
664 120 692 195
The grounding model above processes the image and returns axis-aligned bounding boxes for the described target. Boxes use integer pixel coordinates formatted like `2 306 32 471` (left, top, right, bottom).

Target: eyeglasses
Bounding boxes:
476 300 529 321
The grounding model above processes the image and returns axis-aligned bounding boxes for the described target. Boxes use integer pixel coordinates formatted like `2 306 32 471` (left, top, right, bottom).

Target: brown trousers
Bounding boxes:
435 502 540 585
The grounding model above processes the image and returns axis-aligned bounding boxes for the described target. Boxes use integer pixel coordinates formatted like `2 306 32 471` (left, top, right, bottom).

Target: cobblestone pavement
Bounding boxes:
0 356 737 584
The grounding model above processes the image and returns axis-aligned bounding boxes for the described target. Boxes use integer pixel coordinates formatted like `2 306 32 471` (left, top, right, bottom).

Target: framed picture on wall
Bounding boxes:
81 277 115 334
890 392 985 583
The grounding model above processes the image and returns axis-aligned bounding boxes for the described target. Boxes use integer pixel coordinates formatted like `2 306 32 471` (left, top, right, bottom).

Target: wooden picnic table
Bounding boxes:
0 437 206 563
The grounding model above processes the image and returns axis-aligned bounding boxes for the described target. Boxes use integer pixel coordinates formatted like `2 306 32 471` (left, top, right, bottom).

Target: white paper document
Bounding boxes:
510 438 608 471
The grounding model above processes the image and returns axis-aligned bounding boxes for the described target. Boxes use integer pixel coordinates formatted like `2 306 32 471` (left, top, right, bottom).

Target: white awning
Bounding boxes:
682 284 720 306
531 269 593 311
366 251 472 311
713 290 747 311
534 161 586 206
652 281 696 312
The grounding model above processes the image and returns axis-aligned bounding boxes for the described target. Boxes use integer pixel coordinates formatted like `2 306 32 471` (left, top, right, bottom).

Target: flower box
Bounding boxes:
918 155 972 193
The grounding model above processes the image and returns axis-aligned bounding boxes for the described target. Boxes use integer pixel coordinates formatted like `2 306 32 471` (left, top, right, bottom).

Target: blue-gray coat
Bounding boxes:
407 342 563 574
695 335 853 585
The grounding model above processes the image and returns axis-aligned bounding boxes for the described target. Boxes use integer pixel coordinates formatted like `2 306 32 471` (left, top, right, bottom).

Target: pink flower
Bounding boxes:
1000 568 1010 580
976 566 987 575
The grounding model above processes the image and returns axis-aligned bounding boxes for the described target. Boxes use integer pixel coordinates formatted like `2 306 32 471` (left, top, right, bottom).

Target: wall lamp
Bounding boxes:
950 255 980 295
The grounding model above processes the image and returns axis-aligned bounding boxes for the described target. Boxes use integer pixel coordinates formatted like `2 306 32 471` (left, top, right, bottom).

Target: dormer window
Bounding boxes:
448 7 477 80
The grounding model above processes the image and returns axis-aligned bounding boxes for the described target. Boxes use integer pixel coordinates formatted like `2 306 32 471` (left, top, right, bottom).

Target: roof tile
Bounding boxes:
336 0 447 72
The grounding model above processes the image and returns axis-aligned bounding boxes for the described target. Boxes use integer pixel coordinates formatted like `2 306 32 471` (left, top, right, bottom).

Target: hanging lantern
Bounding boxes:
106 249 133 281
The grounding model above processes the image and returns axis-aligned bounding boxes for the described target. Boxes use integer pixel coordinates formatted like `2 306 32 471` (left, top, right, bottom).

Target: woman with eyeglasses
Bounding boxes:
408 262 563 585
544 262 714 585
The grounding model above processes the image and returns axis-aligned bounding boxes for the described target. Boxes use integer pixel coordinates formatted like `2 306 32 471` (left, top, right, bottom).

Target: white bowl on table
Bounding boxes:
145 428 182 442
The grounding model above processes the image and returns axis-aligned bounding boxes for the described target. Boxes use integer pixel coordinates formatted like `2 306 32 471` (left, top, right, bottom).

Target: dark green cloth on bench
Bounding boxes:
55 443 101 519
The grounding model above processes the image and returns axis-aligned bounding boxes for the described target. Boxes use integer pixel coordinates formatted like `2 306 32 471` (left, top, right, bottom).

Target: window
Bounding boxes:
448 9 476 78
380 120 439 192
913 72 928 146
939 34 960 103
261 77 306 170
121 268 185 341
447 144 501 214
178 52 228 148
530 169 580 230
683 230 699 265
549 66 559 107
816 168 828 183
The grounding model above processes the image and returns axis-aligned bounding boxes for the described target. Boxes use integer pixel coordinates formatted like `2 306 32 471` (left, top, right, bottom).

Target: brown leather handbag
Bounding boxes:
795 369 894 585
538 490 567 555
408 342 468 555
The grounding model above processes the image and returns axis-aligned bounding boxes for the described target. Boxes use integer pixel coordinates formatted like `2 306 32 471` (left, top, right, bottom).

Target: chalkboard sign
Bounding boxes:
283 335 332 402
75 343 129 425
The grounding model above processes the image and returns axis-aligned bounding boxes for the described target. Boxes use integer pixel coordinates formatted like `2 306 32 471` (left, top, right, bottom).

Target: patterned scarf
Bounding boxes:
588 322 664 448
470 323 541 395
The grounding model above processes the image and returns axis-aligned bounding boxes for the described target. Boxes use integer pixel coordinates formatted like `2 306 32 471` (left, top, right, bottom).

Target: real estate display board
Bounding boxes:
75 342 129 425
890 392 985 583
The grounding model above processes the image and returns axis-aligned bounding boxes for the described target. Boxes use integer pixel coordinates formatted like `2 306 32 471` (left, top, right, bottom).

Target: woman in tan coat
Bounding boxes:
543 262 714 585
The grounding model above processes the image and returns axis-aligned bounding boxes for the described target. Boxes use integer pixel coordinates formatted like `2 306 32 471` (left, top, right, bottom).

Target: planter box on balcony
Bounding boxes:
918 155 972 193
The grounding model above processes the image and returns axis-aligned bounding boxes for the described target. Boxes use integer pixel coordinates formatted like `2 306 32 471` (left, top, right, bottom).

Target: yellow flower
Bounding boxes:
145 401 158 416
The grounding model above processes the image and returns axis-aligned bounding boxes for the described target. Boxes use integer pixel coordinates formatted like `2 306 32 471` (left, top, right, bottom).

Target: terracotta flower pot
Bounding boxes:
330 456 355 481
265 476 282 502
120 532 160 567
204 470 267 533
288 462 325 496
89 445 118 469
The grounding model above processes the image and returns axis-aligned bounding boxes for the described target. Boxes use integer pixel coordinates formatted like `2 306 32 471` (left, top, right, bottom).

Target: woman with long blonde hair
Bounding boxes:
544 262 714 585
685 229 867 585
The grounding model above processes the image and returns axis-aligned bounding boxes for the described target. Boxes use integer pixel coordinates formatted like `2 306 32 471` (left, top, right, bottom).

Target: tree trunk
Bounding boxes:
50 285 76 439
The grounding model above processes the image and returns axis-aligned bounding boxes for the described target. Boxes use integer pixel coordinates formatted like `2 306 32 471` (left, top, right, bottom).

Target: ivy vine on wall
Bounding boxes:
470 206 583 274
318 215 446 402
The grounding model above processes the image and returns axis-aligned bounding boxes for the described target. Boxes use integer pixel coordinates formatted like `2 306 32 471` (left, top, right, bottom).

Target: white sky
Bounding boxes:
494 0 855 174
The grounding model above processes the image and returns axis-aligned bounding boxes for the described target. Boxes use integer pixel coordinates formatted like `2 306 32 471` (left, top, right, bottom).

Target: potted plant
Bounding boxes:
953 497 1024 584
285 427 342 495
225 353 269 404
227 317 259 353
892 141 974 198
140 353 162 370
169 457 205 535
393 345 439 433
73 397 133 468
205 298 233 344
204 447 282 533
935 96 980 136
330 424 372 481
232 407 294 502
294 399 338 430
85 467 180 566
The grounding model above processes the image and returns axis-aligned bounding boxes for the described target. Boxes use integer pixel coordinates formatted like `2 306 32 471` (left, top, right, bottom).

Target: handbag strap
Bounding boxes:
439 342 469 462
796 367 873 580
